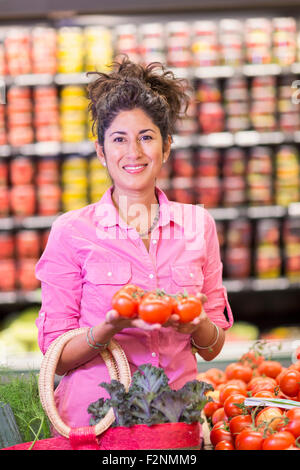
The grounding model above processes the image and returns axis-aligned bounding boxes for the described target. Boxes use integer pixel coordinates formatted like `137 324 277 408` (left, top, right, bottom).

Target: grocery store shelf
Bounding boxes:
0 214 59 231
0 290 41 304
208 203 298 220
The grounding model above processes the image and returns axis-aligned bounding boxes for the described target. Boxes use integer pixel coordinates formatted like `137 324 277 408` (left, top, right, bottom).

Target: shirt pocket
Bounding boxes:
84 261 132 286
170 263 204 293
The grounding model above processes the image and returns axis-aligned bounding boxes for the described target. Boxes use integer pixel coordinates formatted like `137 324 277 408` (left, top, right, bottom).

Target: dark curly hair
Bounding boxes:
87 57 191 147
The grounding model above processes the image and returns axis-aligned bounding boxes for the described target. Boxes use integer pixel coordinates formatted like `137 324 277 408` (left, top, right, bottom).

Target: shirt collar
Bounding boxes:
94 185 183 229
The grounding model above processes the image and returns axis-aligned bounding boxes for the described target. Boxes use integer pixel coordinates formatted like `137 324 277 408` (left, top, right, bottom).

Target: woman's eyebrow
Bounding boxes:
109 128 156 136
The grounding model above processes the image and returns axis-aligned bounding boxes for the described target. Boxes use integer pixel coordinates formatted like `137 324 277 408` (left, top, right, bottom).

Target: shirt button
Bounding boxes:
149 273 154 279
40 313 44 317
107 271 112 277
152 240 157 245
151 352 156 357
190 272 194 278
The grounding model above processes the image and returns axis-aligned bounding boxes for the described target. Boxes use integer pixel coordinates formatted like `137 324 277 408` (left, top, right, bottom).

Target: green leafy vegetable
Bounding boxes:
87 364 213 427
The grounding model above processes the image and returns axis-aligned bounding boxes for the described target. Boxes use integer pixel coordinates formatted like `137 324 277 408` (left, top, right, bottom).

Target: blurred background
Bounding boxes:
0 0 300 371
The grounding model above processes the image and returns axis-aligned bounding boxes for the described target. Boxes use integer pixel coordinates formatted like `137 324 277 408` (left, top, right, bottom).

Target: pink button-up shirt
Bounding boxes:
35 185 233 429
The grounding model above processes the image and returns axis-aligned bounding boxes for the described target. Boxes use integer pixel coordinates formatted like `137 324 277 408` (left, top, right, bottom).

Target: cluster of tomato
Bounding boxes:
111 284 202 324
199 348 300 450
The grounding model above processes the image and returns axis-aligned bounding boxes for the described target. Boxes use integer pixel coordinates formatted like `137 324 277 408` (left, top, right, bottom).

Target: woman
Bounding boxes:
35 58 233 430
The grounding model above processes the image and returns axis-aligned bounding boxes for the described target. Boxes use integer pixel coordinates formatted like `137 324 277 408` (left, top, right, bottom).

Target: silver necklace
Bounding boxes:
138 204 160 238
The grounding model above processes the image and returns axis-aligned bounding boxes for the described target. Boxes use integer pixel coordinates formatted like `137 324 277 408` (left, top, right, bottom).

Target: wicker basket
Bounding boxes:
36 327 203 450
38 327 131 441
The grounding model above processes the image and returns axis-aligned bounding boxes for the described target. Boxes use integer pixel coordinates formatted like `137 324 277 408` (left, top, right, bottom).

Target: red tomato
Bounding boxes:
239 350 265 368
262 431 295 450
224 379 248 391
210 421 233 447
223 393 247 418
277 409 300 438
204 400 222 418
248 376 277 394
219 383 247 405
173 293 202 323
258 360 283 379
279 369 300 397
229 414 253 437
204 368 226 386
235 429 264 450
112 284 143 318
214 440 235 450
138 291 173 324
255 407 283 431
225 363 253 383
276 367 288 384
211 407 228 425
288 361 300 373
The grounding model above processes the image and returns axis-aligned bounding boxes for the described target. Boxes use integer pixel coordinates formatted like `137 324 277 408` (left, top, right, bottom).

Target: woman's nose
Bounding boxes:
127 138 142 157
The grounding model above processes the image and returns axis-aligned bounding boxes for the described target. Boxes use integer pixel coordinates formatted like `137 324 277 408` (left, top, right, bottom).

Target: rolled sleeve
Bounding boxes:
35 215 82 354
202 211 234 330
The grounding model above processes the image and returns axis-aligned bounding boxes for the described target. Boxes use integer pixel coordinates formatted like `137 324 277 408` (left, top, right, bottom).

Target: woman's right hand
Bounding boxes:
105 309 162 332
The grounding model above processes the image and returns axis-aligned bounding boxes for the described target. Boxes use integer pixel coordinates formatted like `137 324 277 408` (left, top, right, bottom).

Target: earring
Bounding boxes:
103 161 106 167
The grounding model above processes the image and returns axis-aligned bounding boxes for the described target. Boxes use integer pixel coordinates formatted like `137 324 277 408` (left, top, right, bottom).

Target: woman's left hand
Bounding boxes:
163 293 208 335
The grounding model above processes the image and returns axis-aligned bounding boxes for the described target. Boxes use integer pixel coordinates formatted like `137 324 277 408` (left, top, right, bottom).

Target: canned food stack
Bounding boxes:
139 23 165 66
195 148 221 208
175 88 198 136
166 22 192 68
0 231 15 291
219 18 244 66
31 26 57 75
4 27 31 75
10 156 36 217
247 146 273 206
277 75 300 132
225 218 252 279
283 217 300 281
34 86 61 142
114 24 140 64
197 79 225 134
222 147 247 207
57 27 84 73
89 155 111 203
60 86 88 143
255 218 282 279
192 21 219 67
272 17 297 66
36 157 61 216
61 155 88 211
224 77 250 132
275 145 300 206
245 18 272 64
84 26 113 72
250 76 277 132
15 230 41 291
7 86 34 146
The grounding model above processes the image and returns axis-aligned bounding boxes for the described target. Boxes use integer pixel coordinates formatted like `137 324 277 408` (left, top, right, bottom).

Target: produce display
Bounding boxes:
0 307 40 353
200 342 300 450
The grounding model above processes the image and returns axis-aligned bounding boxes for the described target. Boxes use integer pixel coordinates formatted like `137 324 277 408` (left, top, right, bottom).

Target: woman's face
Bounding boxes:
95 108 171 195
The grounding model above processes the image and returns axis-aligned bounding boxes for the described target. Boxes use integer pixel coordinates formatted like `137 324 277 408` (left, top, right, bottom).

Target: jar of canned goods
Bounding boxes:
0 259 16 291
225 246 252 279
166 21 192 68
247 146 273 205
245 18 272 64
37 184 61 216
0 232 14 259
227 218 252 247
17 258 40 290
219 19 244 66
57 27 84 73
272 17 297 66
192 21 219 67
172 148 194 177
196 148 220 177
172 177 195 204
114 24 140 63
198 102 225 134
16 230 40 258
36 157 60 185
255 244 281 279
223 147 247 177
283 218 300 280
84 26 113 72
31 26 57 74
0 159 8 185
223 176 247 207
5 27 31 75
10 156 34 185
194 176 221 208
139 23 166 66
10 184 36 216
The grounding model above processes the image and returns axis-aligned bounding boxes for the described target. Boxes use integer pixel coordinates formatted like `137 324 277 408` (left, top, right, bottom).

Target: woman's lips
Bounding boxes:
123 164 148 174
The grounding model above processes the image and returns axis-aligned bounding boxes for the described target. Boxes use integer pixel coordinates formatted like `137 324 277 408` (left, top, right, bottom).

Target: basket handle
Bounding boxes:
38 327 131 438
